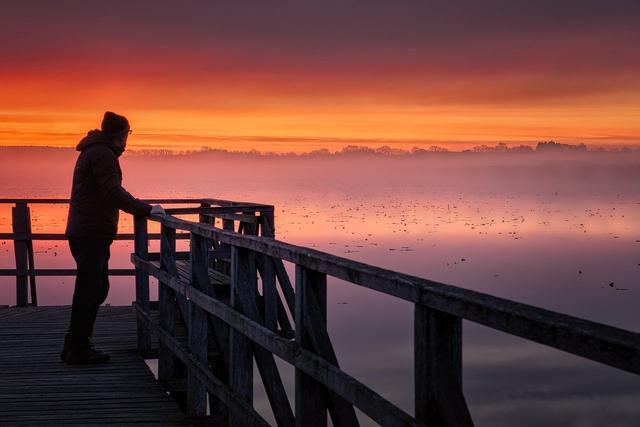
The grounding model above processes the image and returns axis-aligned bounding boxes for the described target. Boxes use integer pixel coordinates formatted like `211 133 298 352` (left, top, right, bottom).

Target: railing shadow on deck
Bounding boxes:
1 198 639 426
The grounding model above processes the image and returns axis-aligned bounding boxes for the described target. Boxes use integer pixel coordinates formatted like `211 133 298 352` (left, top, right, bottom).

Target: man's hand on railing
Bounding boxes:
150 204 166 216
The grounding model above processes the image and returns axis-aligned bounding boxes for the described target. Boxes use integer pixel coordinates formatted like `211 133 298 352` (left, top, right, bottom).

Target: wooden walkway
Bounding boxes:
0 305 191 426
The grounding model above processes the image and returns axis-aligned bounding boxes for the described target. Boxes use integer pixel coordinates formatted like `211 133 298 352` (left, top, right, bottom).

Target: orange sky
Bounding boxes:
1 1 639 152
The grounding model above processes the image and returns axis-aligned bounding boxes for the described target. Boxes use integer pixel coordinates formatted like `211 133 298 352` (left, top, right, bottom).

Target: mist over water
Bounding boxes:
1 148 639 426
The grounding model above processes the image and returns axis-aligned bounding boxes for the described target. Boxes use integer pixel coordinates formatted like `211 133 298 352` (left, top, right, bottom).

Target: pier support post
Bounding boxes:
295 266 358 427
198 201 211 225
218 219 234 275
158 225 180 388
229 245 255 426
134 216 152 356
259 210 278 332
415 306 473 426
12 202 34 306
295 266 329 427
187 233 209 418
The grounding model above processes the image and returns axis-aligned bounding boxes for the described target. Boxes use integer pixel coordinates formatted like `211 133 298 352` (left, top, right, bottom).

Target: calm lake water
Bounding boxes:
1 150 639 426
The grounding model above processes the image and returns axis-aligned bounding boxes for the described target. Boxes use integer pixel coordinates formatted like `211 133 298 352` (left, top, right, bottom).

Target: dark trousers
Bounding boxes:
65 237 112 348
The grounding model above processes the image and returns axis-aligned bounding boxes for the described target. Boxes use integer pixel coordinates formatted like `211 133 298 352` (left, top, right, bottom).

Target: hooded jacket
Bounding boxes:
65 130 151 238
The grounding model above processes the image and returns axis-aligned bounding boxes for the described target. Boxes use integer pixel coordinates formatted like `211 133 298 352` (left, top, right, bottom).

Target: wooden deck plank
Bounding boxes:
0 305 191 426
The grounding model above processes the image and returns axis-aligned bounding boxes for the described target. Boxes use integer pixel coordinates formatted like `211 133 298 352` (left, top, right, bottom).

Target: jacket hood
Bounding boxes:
76 129 124 156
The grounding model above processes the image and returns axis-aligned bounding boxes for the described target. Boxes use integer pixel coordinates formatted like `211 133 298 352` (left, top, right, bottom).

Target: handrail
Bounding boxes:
0 268 135 276
0 198 202 204
150 212 640 375
135 211 639 426
0 232 191 240
0 197 273 206
0 198 273 306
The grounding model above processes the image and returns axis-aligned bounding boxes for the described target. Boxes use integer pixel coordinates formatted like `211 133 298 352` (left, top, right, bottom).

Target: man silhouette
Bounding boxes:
61 111 165 364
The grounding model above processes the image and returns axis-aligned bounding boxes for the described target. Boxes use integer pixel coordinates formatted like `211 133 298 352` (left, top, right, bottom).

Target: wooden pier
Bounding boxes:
0 198 639 426
0 305 189 426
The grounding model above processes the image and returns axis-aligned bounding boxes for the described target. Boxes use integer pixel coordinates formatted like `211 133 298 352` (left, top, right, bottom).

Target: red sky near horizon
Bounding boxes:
1 1 639 152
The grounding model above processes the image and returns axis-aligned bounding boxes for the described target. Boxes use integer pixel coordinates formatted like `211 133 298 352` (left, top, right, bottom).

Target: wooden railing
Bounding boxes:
130 205 640 426
0 198 273 306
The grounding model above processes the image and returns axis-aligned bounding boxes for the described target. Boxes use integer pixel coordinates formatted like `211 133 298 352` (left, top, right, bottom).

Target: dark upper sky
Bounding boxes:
4 1 639 58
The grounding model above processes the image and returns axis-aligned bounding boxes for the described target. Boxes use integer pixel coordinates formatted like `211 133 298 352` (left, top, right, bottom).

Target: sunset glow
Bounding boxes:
1 2 639 152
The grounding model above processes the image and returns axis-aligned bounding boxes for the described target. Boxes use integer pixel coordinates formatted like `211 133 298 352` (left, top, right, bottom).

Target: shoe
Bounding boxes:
62 343 111 365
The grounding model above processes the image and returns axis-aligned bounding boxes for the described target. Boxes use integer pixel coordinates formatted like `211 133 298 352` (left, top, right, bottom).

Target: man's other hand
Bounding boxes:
150 205 166 216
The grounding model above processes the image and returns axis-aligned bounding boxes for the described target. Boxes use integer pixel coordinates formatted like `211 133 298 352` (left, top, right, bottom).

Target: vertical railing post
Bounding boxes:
415 306 473 426
158 225 178 384
199 201 211 225
191 231 230 423
229 245 255 426
12 202 30 306
219 219 234 275
295 266 328 427
187 233 208 418
134 215 152 356
230 227 295 427
262 205 296 338
260 209 278 332
25 205 37 306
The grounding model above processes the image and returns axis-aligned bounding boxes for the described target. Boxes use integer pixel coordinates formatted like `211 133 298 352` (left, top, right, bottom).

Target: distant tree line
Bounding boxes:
4 140 638 158
125 140 608 157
